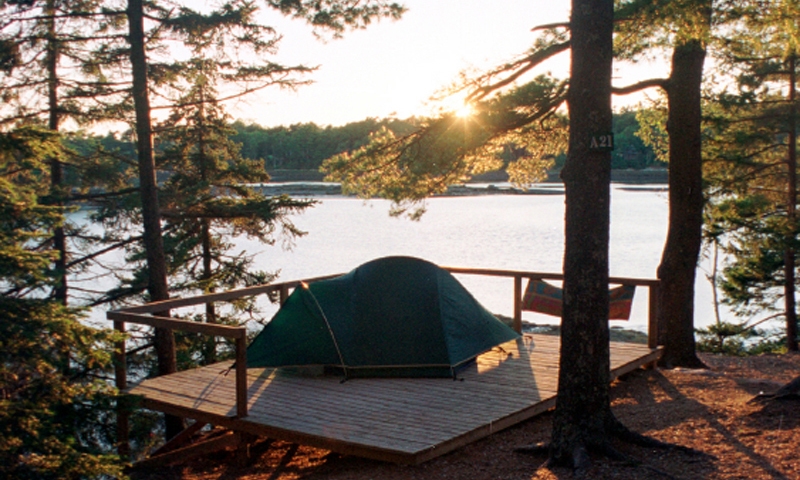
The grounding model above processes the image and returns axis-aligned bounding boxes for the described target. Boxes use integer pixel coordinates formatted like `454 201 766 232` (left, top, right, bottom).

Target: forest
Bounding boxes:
1 0 798 477
69 109 659 181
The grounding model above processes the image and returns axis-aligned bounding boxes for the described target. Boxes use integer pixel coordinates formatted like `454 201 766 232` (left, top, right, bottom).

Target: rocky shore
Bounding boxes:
251 182 568 197
259 169 667 197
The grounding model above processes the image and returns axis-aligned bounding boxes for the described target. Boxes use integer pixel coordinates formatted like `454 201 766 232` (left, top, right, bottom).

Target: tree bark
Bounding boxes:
45 0 67 305
127 0 181 438
657 39 707 368
785 54 798 352
549 0 616 468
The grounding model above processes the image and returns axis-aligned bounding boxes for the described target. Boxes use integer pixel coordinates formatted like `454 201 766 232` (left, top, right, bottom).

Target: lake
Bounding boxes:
78 183 734 332
231 183 731 333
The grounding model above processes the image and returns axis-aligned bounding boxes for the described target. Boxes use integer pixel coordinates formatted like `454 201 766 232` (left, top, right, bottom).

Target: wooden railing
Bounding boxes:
107 274 340 422
109 268 660 420
442 267 661 349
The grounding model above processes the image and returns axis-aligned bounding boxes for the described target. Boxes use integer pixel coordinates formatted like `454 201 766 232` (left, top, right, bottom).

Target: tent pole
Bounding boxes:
300 282 349 379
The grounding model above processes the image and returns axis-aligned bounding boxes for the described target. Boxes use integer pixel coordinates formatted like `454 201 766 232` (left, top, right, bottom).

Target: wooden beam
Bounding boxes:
107 311 246 339
110 268 656 325
513 275 523 333
115 274 341 314
648 281 660 349
134 431 239 469
611 346 663 378
236 335 248 418
444 266 659 287
444 266 565 280
149 421 207 457
279 284 290 305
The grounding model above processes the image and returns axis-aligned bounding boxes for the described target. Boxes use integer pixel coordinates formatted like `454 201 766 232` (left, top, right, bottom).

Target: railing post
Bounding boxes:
114 320 130 458
648 281 660 349
513 275 523 334
235 330 248 418
279 284 290 305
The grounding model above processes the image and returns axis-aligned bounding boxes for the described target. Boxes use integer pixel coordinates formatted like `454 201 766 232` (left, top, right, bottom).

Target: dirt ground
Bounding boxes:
131 352 800 480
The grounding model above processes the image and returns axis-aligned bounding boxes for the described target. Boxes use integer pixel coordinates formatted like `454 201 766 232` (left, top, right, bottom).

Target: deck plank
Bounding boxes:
128 334 660 464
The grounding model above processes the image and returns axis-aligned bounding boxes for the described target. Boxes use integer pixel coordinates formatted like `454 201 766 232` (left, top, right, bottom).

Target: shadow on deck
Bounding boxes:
127 334 661 465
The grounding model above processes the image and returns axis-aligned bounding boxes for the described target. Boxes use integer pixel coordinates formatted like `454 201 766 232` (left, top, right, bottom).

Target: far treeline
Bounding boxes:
230 111 661 172
73 110 661 177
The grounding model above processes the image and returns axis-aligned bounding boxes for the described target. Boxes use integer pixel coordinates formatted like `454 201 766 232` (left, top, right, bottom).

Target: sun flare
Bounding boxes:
455 103 474 118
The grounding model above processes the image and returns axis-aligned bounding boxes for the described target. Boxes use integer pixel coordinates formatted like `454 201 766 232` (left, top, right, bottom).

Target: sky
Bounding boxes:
231 0 670 129
231 1 576 128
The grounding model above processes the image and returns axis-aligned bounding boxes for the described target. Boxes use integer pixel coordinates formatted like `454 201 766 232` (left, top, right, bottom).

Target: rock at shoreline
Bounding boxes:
495 314 648 344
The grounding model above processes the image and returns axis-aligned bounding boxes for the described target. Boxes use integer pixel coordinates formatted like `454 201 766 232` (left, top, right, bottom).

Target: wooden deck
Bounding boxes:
128 334 661 464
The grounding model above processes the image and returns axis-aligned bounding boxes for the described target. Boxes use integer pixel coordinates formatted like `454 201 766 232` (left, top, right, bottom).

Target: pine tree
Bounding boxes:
116 0 405 439
0 127 122 479
0 0 117 305
156 59 313 364
612 0 715 368
703 0 799 351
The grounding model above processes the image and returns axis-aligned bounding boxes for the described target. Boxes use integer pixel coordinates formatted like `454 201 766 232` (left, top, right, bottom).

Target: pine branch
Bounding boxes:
66 235 143 270
468 41 571 101
613 78 668 96
532 22 570 32
67 187 140 202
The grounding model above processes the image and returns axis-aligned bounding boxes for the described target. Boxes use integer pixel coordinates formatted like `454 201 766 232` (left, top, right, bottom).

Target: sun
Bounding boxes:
455 103 474 118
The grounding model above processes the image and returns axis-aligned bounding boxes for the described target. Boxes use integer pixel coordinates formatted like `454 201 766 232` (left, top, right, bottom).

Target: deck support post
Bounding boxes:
236 333 248 418
279 284 290 305
647 281 660 349
235 432 259 467
513 276 523 334
646 281 661 369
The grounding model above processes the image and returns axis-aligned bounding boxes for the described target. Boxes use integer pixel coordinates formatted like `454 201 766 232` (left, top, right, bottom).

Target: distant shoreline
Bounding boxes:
260 169 668 197
267 168 668 184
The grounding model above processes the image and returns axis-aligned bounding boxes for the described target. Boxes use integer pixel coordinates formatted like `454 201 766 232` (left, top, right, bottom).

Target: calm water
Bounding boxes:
233 184 730 332
78 184 733 332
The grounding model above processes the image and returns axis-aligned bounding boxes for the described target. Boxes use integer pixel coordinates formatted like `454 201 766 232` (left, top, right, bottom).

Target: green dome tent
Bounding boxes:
246 256 520 378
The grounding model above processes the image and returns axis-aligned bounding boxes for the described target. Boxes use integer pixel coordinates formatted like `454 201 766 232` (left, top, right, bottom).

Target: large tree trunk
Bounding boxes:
45 0 67 305
657 39 707 368
197 100 219 365
201 219 219 365
785 54 798 352
127 0 181 438
549 0 616 468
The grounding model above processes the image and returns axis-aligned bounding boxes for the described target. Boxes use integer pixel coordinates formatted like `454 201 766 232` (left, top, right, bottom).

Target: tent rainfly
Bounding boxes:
246 256 520 378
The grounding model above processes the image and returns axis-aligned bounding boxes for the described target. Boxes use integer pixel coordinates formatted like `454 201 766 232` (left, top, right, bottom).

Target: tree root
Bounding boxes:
516 439 638 469
516 417 714 475
608 417 713 458
517 438 686 479
749 375 800 403
658 354 708 370
514 442 549 455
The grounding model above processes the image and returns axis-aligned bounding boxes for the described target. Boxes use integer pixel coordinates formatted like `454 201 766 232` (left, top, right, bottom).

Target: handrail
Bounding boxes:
108 311 249 419
108 311 247 337
117 274 341 314
441 266 660 348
